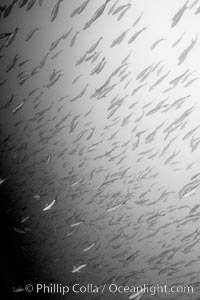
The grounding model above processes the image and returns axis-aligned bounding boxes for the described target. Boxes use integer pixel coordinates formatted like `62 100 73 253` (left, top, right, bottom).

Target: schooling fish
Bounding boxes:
171 1 188 28
71 0 90 17
51 0 63 22
26 0 37 11
128 27 146 44
0 177 8 184
18 0 29 8
110 29 129 48
71 264 87 273
83 0 111 30
25 27 39 41
3 0 18 18
112 3 130 15
43 199 56 211
179 180 200 199
5 27 20 47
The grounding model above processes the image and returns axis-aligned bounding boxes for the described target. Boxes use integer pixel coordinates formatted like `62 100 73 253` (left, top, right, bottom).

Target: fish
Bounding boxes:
70 84 88 102
62 27 73 40
117 5 130 21
12 101 25 114
26 0 37 11
51 0 63 22
25 27 39 41
82 243 95 252
108 0 119 15
18 0 29 8
150 38 165 50
112 3 131 15
0 177 8 184
3 0 18 18
71 0 90 17
5 27 20 47
178 34 198 65
51 49 64 60
179 180 200 199
43 199 56 211
49 36 63 52
132 12 143 27
71 264 87 273
0 95 14 110
90 57 106 75
172 33 185 48
83 0 111 30
110 29 129 48
39 0 43 6
128 27 146 44
190 0 200 9
0 32 12 40
70 221 84 227
184 77 199 87
6 54 20 72
128 288 145 299
171 1 188 28
70 31 80 47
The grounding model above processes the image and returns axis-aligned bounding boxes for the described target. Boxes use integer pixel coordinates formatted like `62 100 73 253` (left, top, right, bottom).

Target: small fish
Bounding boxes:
12 101 25 114
70 221 83 227
46 154 51 165
179 180 200 199
70 31 80 47
33 194 40 200
128 27 146 44
51 49 63 60
21 216 30 223
72 74 82 85
108 0 119 14
87 37 102 54
150 38 165 50
190 0 200 10
5 27 20 47
26 0 37 11
129 288 145 299
6 54 20 72
51 0 63 22
82 243 95 252
0 32 12 39
172 33 185 48
0 177 8 184
43 199 56 211
112 3 130 15
132 12 143 27
25 27 39 41
71 264 87 273
49 36 63 52
71 0 90 17
83 0 111 30
110 29 129 48
171 1 188 28
62 27 73 40
107 204 122 212
178 35 198 65
117 5 130 21
3 0 18 18
18 0 29 8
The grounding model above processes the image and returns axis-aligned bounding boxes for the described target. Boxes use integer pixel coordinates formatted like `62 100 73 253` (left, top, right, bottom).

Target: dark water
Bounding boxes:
1 0 200 299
